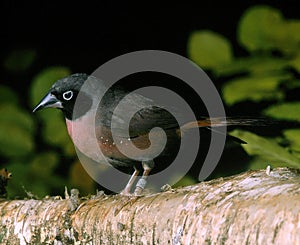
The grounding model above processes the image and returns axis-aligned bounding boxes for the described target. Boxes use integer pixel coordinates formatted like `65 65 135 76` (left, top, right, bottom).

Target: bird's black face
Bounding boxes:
33 73 93 120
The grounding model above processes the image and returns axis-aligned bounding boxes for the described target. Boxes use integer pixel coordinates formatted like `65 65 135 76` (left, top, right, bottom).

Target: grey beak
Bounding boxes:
33 93 63 112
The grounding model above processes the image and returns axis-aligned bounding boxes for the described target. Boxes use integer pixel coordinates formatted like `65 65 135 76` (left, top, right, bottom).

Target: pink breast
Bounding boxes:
66 119 73 138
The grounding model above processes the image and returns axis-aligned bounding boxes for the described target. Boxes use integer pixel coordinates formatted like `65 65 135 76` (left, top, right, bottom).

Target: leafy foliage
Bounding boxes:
188 30 233 69
0 104 34 158
238 5 300 54
222 74 288 106
188 5 300 171
230 130 300 169
264 102 300 121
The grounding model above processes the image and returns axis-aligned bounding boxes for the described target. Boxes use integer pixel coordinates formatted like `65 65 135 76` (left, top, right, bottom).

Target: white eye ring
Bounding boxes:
63 90 73 101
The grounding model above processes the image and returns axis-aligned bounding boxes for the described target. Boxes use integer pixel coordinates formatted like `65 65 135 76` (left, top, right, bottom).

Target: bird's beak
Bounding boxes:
33 93 63 112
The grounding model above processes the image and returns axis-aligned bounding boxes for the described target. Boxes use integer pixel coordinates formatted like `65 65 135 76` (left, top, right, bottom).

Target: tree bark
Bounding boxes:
0 167 300 244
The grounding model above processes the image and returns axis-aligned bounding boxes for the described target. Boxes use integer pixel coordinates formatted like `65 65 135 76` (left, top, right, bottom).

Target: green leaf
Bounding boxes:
286 20 300 43
0 104 35 133
290 52 300 72
0 86 19 105
0 104 35 158
230 130 300 169
41 110 70 147
238 5 284 52
187 30 233 69
238 5 300 54
222 74 289 105
215 56 289 77
279 20 300 54
263 102 300 121
39 110 75 156
283 129 300 151
4 49 37 72
0 122 34 158
30 66 71 107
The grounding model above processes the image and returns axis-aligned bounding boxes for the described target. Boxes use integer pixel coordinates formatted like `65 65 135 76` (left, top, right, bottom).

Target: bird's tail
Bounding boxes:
178 117 274 144
179 117 273 137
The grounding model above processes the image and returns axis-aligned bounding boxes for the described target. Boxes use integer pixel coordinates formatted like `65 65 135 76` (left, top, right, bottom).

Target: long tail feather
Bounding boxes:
179 117 275 142
181 117 273 131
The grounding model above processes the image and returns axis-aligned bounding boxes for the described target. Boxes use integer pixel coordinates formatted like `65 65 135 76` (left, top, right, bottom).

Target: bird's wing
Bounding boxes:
95 86 180 138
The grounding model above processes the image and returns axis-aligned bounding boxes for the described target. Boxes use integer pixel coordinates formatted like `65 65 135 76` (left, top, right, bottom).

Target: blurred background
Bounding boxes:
1 1 300 198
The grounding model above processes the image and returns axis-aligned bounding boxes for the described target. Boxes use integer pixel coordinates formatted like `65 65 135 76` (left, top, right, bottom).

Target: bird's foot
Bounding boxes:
133 178 147 196
119 178 147 196
120 188 133 196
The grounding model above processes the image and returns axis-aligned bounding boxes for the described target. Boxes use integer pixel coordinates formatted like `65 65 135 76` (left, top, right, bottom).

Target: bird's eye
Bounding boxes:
63 90 73 101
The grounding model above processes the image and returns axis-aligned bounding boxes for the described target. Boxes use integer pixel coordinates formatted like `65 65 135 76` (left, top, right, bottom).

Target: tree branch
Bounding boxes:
1 167 300 244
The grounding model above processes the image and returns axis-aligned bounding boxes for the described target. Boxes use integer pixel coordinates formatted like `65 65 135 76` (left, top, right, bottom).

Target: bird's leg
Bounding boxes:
134 160 154 195
120 167 140 195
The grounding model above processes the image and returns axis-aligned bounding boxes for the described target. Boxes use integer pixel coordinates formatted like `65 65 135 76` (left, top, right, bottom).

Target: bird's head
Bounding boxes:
33 73 93 120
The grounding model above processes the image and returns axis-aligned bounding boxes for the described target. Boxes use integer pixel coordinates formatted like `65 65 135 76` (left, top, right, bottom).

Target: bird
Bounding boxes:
33 73 268 195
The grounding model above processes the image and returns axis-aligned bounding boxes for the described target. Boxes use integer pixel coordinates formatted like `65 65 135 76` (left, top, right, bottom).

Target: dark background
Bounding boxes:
1 1 298 82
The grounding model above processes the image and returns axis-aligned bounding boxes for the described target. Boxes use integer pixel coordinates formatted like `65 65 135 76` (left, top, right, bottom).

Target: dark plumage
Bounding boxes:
33 73 270 195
